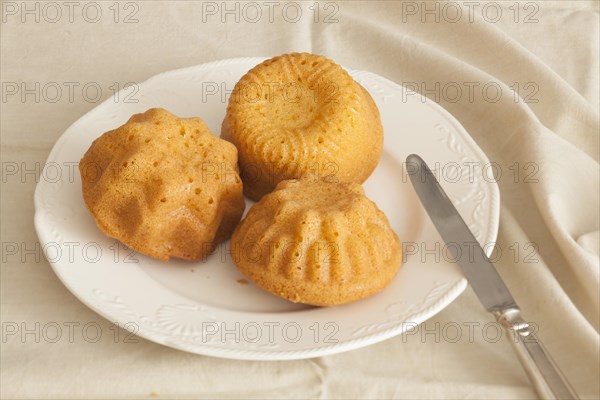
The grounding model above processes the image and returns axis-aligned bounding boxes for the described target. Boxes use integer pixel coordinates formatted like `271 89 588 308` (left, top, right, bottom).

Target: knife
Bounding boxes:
406 154 578 400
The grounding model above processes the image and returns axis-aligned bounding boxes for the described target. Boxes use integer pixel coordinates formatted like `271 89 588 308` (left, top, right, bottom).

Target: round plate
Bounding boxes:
34 58 499 360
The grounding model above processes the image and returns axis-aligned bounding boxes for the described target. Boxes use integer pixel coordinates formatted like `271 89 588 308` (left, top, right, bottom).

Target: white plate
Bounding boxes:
34 58 499 360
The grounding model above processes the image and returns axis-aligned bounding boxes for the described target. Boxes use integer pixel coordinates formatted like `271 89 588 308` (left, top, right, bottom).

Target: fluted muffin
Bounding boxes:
79 108 245 261
222 52 384 201
230 179 402 306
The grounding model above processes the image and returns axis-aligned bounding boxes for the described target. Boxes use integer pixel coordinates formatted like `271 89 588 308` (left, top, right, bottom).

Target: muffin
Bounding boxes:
230 179 402 306
79 108 245 261
222 52 384 200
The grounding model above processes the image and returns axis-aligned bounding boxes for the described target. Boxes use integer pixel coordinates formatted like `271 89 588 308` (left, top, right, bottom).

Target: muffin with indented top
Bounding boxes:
230 179 402 306
222 52 384 201
79 108 245 261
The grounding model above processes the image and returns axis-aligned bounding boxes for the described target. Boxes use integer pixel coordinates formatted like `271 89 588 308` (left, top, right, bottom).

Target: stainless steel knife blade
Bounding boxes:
406 153 578 400
406 153 517 312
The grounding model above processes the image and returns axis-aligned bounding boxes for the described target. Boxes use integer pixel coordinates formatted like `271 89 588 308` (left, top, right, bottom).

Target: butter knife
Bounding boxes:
407 154 578 400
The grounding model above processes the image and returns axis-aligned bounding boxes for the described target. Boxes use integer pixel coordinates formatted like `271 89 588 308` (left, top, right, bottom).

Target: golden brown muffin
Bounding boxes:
230 179 402 306
79 108 245 261
222 52 383 201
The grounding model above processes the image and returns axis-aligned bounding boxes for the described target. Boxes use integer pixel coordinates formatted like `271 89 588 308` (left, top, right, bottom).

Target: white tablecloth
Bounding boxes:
2 1 598 398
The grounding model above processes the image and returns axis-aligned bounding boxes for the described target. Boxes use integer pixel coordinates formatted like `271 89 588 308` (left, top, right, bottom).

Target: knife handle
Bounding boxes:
495 308 578 400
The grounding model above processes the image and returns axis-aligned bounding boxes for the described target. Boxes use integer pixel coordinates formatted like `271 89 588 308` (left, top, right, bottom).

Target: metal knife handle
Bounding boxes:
495 309 578 400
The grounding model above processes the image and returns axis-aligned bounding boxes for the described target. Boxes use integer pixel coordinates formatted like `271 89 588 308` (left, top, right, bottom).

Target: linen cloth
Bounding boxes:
1 1 598 398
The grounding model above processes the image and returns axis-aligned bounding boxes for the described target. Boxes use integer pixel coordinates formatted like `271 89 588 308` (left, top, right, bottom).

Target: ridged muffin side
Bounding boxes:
230 179 402 306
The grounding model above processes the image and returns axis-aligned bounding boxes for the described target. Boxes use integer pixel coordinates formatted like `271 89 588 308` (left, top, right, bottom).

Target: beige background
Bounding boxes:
2 1 599 398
